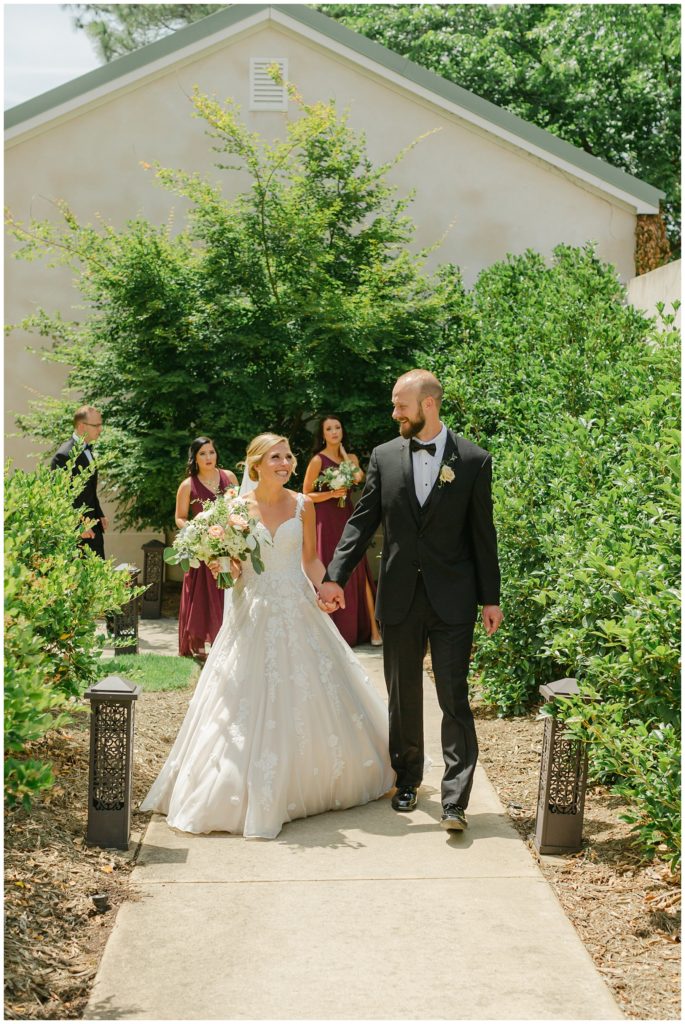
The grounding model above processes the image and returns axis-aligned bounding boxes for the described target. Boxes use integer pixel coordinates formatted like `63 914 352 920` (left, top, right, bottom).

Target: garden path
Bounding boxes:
87 636 623 1020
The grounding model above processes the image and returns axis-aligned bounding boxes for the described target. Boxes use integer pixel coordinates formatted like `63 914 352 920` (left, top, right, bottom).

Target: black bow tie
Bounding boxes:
410 439 436 456
83 443 92 451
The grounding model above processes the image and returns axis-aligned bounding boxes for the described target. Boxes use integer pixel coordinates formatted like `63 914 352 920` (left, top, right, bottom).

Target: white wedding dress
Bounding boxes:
140 493 395 839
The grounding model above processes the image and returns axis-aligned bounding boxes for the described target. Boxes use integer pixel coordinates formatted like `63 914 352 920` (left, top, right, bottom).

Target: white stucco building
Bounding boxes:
5 3 665 563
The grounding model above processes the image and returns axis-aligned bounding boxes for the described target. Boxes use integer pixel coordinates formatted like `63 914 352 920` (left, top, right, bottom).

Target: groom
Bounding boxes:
318 370 503 831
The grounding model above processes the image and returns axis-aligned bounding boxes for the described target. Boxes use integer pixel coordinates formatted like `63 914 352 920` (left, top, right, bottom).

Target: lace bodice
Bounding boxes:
241 493 308 591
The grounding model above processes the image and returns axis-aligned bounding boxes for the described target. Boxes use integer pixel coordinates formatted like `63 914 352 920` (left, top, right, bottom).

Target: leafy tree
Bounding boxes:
67 4 223 62
320 4 681 253
6 86 459 534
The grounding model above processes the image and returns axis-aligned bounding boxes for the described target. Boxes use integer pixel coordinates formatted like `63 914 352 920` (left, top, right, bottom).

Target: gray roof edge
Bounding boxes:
4 4 268 130
5 3 664 207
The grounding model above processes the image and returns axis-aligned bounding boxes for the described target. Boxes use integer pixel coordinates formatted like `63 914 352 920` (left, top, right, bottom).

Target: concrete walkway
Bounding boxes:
99 617 180 658
87 641 622 1020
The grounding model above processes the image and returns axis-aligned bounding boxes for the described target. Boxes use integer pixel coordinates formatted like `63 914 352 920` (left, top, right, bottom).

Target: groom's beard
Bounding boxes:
398 412 426 438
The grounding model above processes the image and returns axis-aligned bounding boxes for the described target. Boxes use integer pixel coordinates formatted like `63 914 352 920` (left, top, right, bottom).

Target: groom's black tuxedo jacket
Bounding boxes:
50 437 104 529
326 430 500 626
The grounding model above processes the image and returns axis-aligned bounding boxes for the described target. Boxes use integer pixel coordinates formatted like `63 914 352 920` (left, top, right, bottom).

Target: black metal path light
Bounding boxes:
107 563 140 655
534 678 590 856
84 675 142 850
141 540 165 619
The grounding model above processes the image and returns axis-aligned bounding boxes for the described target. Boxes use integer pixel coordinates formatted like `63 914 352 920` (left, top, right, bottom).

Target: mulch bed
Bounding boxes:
5 722 134 1020
473 698 681 1021
4 688 191 1020
5 671 681 1020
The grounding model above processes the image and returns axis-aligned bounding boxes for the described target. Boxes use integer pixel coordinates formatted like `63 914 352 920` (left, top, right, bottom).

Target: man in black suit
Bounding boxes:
50 405 107 558
319 370 503 831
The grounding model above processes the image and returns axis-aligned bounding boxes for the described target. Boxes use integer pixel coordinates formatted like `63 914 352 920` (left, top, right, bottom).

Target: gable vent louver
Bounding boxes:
250 58 288 111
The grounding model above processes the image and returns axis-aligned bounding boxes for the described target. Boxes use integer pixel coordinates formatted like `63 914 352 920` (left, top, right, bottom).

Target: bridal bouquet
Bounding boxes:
315 461 358 507
164 489 268 589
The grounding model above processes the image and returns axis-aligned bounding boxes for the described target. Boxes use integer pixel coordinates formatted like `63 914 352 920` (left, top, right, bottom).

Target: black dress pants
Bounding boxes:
382 575 477 809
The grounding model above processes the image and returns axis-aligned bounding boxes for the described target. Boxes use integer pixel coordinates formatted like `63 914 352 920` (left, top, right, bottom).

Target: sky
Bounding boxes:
4 3 101 109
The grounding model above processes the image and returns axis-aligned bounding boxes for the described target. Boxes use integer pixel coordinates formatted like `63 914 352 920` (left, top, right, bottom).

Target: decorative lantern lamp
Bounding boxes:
141 540 165 619
84 675 142 850
107 563 140 655
534 678 590 855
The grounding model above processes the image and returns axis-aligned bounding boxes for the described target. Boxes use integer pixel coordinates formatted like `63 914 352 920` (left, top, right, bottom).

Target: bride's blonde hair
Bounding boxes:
245 433 297 482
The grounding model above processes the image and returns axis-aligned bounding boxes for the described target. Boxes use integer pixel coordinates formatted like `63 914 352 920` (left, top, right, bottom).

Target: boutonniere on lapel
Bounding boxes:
438 453 458 487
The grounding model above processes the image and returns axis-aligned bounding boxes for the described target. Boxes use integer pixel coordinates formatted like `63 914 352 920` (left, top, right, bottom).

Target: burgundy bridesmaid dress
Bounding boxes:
314 453 376 647
178 469 233 658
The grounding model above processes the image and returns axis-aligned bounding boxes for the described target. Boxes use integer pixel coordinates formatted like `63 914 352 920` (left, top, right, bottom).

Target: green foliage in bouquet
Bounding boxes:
7 84 463 533
163 491 267 588
314 460 359 507
4 463 132 808
423 244 680 864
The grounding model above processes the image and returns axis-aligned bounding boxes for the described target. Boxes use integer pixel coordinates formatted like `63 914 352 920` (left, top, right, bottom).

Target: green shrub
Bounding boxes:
538 376 679 719
4 463 131 808
552 703 681 871
537 355 680 864
427 245 680 863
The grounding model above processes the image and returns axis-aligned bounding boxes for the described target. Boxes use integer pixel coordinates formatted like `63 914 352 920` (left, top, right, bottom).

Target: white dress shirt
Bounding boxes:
72 432 94 464
411 422 447 506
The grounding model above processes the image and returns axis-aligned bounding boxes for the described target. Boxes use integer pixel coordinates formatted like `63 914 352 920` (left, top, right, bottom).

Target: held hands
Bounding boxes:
80 516 96 540
80 518 108 539
317 580 345 613
208 558 242 581
329 488 347 501
482 605 503 636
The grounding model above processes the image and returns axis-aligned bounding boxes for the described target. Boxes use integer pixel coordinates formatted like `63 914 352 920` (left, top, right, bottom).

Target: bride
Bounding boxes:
140 433 395 839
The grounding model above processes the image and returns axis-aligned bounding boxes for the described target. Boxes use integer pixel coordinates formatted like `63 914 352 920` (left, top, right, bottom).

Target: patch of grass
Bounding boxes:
99 654 199 692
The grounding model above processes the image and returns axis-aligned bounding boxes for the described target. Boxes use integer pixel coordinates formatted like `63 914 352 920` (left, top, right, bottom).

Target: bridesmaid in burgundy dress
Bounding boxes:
303 415 382 647
175 437 239 660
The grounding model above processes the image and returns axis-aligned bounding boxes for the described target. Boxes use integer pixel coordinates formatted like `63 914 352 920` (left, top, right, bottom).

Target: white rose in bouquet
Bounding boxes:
314 460 359 507
164 492 269 589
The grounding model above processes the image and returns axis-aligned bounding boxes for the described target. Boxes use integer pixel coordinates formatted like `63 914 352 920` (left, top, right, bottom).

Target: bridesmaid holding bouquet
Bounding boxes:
175 437 238 660
303 415 382 647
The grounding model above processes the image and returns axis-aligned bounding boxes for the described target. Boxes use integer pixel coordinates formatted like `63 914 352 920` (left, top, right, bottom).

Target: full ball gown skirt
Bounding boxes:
178 469 233 657
140 495 395 839
315 453 376 647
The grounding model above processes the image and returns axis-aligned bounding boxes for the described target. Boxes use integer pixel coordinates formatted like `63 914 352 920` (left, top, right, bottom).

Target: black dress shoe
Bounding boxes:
440 804 467 831
391 786 418 812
